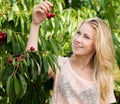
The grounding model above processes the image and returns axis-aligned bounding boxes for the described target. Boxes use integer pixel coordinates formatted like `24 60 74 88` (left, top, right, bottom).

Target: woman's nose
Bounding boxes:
75 35 82 43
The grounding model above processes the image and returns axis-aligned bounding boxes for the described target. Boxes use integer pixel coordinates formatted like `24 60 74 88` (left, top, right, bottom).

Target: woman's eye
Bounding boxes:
77 31 81 35
84 35 90 39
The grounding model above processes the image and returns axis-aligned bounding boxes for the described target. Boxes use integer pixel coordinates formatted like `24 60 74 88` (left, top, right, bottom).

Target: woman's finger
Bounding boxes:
34 8 45 14
35 1 52 13
44 1 53 7
42 2 52 12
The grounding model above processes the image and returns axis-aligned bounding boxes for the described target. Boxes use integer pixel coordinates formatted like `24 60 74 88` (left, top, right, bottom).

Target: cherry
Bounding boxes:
50 13 55 18
30 47 35 51
0 31 7 45
0 34 4 45
46 13 56 19
6 58 13 63
1 31 5 35
3 34 7 40
0 35 3 40
15 57 21 61
46 13 51 19
0 41 4 45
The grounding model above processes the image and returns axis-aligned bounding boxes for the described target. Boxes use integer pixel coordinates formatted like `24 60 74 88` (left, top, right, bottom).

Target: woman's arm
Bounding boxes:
25 1 53 51
25 1 53 75
25 23 40 51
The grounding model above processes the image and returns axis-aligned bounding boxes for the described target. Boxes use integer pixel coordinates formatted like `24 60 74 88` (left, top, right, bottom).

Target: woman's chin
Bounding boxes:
73 51 82 56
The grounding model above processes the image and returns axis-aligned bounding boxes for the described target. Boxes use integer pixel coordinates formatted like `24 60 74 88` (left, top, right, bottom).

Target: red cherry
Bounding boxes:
9 59 12 63
30 47 35 51
0 41 4 45
15 57 20 61
6 58 13 63
50 13 55 18
1 33 7 40
0 31 7 42
3 34 7 40
46 13 51 19
0 35 3 40
1 31 5 35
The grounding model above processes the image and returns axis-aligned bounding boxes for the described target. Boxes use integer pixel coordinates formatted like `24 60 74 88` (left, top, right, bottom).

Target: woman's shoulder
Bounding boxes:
58 56 68 64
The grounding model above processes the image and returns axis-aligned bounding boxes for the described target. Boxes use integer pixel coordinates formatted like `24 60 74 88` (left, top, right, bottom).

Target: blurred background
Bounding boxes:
0 0 120 103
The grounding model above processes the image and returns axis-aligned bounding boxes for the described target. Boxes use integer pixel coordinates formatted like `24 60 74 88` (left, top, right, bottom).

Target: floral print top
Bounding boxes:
50 57 116 104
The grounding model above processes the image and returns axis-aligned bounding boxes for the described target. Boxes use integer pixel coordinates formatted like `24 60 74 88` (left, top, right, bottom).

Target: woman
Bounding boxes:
26 1 116 104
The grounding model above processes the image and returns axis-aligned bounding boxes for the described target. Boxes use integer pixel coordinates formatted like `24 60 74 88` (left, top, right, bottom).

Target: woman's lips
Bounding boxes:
74 43 83 49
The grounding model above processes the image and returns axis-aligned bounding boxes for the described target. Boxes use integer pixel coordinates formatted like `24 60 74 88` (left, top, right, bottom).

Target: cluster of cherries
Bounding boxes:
6 47 35 64
4 11 56 63
6 57 13 63
0 31 7 45
5 13 55 63
46 13 55 19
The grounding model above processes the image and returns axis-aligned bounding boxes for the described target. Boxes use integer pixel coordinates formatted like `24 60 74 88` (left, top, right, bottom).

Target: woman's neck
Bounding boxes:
70 54 94 70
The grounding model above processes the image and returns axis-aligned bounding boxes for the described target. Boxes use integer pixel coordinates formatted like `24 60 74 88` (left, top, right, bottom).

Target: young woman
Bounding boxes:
26 1 116 104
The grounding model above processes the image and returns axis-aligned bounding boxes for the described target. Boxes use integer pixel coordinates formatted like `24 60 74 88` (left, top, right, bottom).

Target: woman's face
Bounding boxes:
72 23 96 56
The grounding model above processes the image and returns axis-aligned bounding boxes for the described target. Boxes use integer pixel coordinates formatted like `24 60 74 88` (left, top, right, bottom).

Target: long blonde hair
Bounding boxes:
81 18 115 103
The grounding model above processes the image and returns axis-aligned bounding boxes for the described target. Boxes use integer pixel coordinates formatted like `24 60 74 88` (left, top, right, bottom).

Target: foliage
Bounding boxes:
0 0 120 103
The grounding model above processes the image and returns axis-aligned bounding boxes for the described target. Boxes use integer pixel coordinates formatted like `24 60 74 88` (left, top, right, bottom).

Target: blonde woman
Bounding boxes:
26 1 116 104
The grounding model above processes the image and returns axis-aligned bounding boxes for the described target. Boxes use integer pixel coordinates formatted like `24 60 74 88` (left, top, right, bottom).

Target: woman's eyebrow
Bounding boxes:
84 33 90 36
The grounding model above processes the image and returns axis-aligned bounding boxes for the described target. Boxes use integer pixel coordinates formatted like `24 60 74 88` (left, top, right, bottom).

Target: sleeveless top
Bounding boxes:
50 57 116 104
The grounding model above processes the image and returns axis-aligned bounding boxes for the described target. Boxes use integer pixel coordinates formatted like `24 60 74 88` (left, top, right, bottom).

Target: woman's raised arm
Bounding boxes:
25 1 53 51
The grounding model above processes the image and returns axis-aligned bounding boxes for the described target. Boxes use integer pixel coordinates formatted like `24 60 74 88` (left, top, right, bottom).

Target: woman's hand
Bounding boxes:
32 1 53 25
26 1 53 51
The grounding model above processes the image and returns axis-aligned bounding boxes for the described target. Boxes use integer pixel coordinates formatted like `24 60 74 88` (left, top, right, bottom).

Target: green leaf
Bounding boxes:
29 57 38 81
19 36 26 52
20 15 25 35
31 62 38 81
19 61 25 74
54 17 60 33
115 49 120 68
98 0 105 9
42 56 49 73
30 58 34 71
87 0 93 8
13 2 19 11
6 29 12 43
21 0 27 11
30 51 41 63
14 16 20 27
26 52 31 66
14 77 21 96
0 66 5 81
58 1 63 12
49 39 58 55
8 10 14 21
52 54 60 70
19 74 27 98
3 64 14 81
6 76 13 97
47 54 55 73
0 57 5 80
12 37 20 54
39 35 47 51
